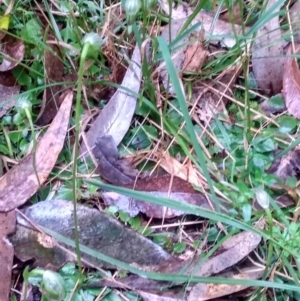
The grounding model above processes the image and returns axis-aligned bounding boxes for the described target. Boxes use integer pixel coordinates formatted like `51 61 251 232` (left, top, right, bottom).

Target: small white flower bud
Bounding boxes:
142 0 157 10
254 186 270 209
123 0 141 24
41 270 66 301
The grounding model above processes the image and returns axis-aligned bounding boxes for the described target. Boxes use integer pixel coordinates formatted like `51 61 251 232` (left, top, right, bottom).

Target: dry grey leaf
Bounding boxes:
0 91 73 212
80 45 142 157
252 0 285 95
93 135 138 185
283 45 300 118
187 266 264 301
0 210 16 301
12 200 178 270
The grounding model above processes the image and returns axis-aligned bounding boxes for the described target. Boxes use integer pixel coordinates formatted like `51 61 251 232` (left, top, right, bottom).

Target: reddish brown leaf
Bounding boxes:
102 174 230 218
0 210 16 301
36 43 64 125
283 45 300 119
0 35 25 71
0 91 73 212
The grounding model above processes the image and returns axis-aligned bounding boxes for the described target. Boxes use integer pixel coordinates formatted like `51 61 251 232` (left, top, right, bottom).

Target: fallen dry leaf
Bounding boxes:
36 43 64 125
158 153 204 186
282 45 300 119
80 44 142 157
0 91 73 212
11 200 179 270
85 230 261 295
136 266 264 301
0 210 16 301
102 174 230 218
182 31 208 73
0 35 23 117
93 135 138 185
187 266 264 301
252 0 285 95
183 230 262 278
0 35 25 71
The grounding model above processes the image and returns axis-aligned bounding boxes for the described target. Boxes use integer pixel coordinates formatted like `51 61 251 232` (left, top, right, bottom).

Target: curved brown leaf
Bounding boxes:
93 135 137 185
0 91 73 212
0 35 25 71
283 45 300 119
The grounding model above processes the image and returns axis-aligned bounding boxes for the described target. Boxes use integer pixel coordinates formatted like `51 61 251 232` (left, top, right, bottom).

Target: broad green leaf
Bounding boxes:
277 116 298 134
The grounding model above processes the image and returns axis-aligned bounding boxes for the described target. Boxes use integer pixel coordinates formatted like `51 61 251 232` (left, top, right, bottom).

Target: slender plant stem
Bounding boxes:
72 42 90 273
25 108 40 187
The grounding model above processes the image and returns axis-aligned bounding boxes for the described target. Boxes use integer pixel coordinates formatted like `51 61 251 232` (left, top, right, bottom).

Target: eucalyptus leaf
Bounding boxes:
80 45 142 157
